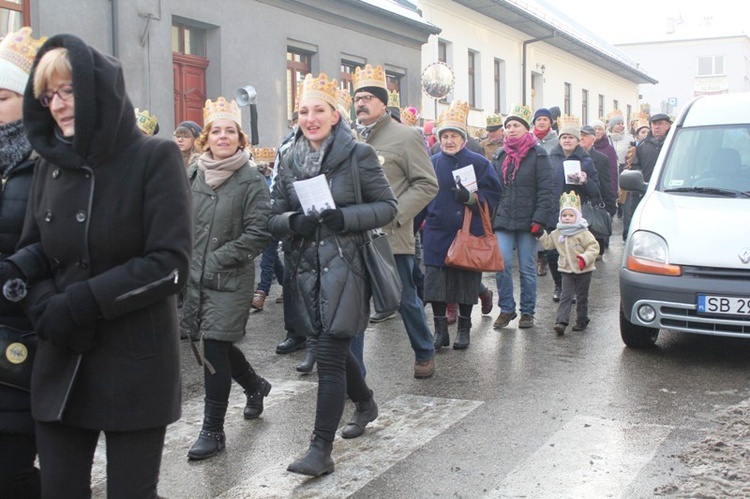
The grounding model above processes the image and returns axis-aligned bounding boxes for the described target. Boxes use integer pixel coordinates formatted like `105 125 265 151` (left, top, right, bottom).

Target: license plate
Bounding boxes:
697 295 750 316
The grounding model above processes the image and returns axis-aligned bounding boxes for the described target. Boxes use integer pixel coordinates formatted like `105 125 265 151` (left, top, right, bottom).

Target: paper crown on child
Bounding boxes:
401 106 419 126
135 108 159 135
486 113 504 130
437 100 469 139
298 72 338 110
253 147 277 164
0 27 47 95
336 88 352 117
204 97 242 126
504 104 533 129
559 191 582 212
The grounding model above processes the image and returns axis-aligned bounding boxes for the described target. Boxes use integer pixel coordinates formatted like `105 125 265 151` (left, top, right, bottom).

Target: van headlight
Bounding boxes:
626 231 682 276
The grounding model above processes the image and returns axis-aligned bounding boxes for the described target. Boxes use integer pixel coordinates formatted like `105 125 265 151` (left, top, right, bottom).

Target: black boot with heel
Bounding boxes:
188 399 227 460
296 337 317 374
234 370 272 420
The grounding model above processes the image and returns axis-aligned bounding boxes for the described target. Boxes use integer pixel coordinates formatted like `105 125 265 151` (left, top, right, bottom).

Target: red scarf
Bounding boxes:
501 132 538 185
533 127 548 141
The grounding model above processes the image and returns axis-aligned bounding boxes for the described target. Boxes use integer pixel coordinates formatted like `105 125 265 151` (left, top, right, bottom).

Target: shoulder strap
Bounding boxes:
350 147 362 204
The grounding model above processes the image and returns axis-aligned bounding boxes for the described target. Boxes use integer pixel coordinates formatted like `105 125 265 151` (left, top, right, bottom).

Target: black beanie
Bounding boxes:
355 86 389 106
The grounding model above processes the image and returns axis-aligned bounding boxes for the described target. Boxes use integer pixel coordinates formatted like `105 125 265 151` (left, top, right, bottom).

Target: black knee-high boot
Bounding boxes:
234 369 272 420
296 337 317 373
188 399 227 460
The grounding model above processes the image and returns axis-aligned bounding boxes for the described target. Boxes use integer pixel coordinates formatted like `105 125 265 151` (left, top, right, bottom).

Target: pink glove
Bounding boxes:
577 255 586 271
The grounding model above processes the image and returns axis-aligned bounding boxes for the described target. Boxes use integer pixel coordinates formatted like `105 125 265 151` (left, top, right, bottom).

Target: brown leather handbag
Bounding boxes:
445 201 504 272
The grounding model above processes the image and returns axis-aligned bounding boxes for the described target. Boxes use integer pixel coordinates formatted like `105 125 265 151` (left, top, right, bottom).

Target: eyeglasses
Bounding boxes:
39 84 74 107
354 95 375 104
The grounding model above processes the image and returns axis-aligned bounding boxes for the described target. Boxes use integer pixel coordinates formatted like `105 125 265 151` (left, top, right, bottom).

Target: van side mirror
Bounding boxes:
620 170 647 194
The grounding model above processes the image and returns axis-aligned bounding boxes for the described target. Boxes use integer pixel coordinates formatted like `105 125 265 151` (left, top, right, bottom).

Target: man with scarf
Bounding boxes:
491 105 555 330
352 64 439 379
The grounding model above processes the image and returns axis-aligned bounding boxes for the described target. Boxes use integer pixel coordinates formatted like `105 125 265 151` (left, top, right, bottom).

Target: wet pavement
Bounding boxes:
90 217 750 498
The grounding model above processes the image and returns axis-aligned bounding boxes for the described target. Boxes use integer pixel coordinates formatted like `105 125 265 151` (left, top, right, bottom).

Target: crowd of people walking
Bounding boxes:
0 26 671 496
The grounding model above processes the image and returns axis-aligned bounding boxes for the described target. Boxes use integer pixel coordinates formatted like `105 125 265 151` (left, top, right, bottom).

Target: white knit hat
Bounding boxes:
0 27 46 95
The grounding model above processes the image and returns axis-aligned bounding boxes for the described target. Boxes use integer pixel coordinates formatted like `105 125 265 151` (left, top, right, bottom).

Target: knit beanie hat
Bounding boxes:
559 125 581 141
355 86 389 106
533 108 553 124
0 27 46 95
591 119 605 130
177 120 202 138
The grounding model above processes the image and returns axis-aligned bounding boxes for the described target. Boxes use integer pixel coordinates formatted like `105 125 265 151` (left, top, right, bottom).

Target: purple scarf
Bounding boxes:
501 132 538 185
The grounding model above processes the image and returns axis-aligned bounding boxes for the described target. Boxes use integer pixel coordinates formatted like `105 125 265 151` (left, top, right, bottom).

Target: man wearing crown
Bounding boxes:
481 113 505 160
352 64 439 379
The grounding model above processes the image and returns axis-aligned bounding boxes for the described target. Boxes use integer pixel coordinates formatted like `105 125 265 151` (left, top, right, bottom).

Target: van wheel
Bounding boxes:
620 308 659 348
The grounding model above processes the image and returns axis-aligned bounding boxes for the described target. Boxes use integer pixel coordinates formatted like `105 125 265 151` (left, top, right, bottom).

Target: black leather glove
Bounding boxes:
290 213 319 237
320 209 345 233
452 181 472 204
31 283 101 354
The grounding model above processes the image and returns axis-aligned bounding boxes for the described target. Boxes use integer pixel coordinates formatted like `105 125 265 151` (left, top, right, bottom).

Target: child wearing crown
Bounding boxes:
536 192 600 335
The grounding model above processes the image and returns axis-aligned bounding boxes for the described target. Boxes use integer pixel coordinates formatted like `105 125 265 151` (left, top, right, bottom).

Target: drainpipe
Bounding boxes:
111 0 119 57
522 32 555 105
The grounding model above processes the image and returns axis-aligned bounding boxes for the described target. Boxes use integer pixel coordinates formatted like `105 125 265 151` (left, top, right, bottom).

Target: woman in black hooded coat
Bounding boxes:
0 34 192 498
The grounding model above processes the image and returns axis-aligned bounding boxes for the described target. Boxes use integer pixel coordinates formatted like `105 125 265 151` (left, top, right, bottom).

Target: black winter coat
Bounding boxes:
586 148 617 215
11 34 192 429
632 134 667 182
269 121 397 338
0 152 36 437
546 144 601 227
491 144 555 231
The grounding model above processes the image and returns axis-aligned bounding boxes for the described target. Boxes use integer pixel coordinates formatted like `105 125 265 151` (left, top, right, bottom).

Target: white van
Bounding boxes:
619 92 750 348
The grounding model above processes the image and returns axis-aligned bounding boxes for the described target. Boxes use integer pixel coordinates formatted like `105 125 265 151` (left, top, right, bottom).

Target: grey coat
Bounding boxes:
180 159 271 342
269 122 397 338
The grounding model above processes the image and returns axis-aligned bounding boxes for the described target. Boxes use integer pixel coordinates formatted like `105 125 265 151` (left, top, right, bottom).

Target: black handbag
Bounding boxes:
350 151 402 315
0 325 37 392
582 197 613 239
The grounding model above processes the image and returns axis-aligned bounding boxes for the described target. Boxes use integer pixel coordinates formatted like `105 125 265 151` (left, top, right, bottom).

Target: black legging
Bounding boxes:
202 339 258 403
545 249 562 288
314 334 371 442
431 302 473 317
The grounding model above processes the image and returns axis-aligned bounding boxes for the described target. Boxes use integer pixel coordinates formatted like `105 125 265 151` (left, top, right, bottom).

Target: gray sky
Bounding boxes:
537 0 748 44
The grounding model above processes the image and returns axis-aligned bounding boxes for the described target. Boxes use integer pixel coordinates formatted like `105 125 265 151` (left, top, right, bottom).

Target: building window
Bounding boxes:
564 82 571 115
581 89 589 124
468 50 477 107
287 48 311 122
494 58 505 114
438 41 447 63
340 60 358 95
697 55 725 76
613 99 619 111
172 24 206 57
598 94 605 120
626 104 632 126
0 0 28 36
386 71 401 96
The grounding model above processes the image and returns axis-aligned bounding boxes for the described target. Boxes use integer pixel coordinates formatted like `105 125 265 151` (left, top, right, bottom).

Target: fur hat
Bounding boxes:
0 27 46 95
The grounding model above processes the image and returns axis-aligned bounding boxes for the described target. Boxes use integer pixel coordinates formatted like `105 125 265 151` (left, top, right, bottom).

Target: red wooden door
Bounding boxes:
173 53 209 127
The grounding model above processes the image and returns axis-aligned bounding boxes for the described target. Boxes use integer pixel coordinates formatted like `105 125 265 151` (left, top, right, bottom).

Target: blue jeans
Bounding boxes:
495 229 538 316
257 240 284 294
395 254 435 362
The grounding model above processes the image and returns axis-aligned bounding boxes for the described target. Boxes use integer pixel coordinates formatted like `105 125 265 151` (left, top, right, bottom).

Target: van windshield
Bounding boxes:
659 125 750 196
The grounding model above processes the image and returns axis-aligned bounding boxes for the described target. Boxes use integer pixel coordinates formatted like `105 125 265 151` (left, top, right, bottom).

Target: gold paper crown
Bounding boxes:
632 111 650 131
336 88 352 117
135 108 159 135
606 108 623 121
204 97 242 126
556 114 580 130
401 106 419 127
0 27 46 74
298 72 338 109
559 191 582 212
388 90 400 108
486 113 504 128
506 104 533 127
253 147 277 164
352 64 387 92
437 100 469 135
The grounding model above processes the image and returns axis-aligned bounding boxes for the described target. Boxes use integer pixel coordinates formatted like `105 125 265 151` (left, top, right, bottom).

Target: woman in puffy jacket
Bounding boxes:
269 73 396 477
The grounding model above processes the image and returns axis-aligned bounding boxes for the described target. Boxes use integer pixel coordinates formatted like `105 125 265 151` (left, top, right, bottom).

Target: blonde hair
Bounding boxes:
194 120 250 152
32 47 72 98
